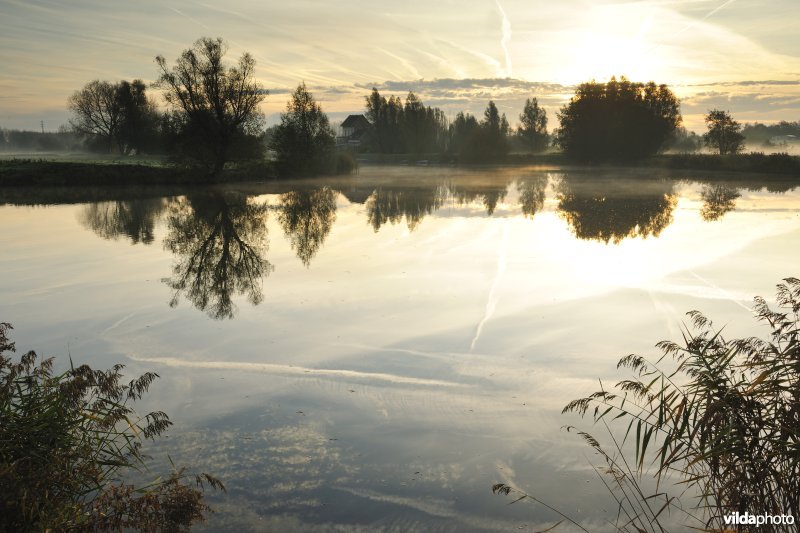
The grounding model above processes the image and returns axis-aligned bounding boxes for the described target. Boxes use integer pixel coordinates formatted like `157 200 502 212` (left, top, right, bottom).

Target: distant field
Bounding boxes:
0 151 169 166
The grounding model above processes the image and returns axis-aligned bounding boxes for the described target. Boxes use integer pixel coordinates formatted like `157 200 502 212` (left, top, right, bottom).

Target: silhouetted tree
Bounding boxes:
518 98 548 153
700 184 740 221
277 187 337 266
155 37 266 173
115 80 161 154
703 109 745 155
162 193 273 319
68 80 124 153
363 89 447 154
480 101 510 161
270 83 336 176
556 174 677 243
554 77 681 161
448 112 481 160
68 79 160 154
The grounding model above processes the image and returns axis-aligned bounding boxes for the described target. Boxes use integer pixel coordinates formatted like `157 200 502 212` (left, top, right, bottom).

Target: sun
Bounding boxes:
556 9 670 85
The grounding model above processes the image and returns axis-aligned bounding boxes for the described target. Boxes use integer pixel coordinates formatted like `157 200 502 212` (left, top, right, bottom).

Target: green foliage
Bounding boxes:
555 77 681 162
518 97 549 153
704 109 745 155
563 277 800 530
156 37 266 173
0 322 223 531
270 83 336 176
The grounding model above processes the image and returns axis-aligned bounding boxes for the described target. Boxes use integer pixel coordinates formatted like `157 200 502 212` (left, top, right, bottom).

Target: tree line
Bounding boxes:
5 37 774 173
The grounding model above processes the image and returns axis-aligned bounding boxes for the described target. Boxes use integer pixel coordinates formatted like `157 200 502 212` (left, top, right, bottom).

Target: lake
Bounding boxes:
1 165 798 531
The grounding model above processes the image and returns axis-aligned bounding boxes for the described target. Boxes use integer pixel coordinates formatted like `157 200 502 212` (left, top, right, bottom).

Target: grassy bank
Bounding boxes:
1 152 798 187
0 158 276 187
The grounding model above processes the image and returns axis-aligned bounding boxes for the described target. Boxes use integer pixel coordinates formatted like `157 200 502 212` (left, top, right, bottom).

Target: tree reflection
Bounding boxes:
700 184 740 221
557 176 677 243
162 192 273 319
277 187 337 266
450 181 510 216
517 175 548 218
79 199 167 244
365 185 444 232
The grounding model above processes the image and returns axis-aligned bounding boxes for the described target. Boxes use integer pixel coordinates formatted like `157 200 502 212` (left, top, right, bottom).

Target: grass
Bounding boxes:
496 277 800 532
0 322 223 531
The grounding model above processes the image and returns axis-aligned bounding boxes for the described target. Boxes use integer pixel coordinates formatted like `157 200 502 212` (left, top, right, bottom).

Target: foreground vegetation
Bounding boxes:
497 277 800 531
0 322 222 531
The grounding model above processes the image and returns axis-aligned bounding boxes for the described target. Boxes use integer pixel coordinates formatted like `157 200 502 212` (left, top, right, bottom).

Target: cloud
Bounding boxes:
356 77 573 96
685 80 800 87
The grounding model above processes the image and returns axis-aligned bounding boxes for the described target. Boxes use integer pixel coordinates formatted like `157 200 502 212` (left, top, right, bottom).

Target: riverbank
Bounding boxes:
1 152 798 187
0 158 278 187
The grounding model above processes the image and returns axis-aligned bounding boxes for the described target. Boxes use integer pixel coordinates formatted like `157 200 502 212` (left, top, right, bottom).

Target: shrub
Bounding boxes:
0 322 223 531
563 278 800 530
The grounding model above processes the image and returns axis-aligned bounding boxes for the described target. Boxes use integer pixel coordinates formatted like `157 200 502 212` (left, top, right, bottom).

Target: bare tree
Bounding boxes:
68 80 124 153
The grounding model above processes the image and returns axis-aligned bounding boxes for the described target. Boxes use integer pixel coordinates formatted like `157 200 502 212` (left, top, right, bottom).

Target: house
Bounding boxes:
337 114 371 150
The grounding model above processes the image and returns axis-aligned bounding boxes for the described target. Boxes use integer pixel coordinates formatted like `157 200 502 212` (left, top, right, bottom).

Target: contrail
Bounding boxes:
645 0 738 55
689 270 752 312
470 223 509 351
494 0 513 77
669 0 738 40
128 354 464 387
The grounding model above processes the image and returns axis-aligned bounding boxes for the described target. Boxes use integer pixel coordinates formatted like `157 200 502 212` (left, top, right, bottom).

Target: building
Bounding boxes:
337 114 371 150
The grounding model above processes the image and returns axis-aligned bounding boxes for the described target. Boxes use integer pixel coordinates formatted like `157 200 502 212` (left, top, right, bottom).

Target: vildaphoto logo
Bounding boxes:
724 512 795 527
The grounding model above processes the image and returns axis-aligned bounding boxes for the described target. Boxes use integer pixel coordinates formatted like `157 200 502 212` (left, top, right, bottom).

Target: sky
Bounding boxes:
1 0 799 132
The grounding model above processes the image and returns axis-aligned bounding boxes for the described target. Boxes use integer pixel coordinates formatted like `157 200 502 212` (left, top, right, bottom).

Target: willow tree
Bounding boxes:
155 37 266 173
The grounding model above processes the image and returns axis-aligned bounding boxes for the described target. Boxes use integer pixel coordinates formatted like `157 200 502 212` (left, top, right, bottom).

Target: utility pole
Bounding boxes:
40 121 45 134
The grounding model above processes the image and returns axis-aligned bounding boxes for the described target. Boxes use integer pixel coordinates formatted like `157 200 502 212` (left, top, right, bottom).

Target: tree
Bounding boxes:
115 80 160 154
480 100 510 161
448 111 481 160
518 97 548 153
554 77 681 161
703 109 745 155
155 37 266 173
68 80 124 153
68 79 160 154
270 83 336 176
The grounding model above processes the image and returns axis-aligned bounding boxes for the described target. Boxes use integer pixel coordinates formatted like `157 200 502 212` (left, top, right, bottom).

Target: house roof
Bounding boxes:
341 114 371 129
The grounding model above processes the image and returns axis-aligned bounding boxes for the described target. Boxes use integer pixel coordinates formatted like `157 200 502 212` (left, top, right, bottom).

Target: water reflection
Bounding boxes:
277 187 337 266
556 174 677 243
450 179 511 216
80 199 167 244
700 184 741 221
517 175 548 218
162 192 273 319
365 186 444 232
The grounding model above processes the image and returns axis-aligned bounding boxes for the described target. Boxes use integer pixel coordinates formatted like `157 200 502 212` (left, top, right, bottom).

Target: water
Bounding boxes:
1 165 799 531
